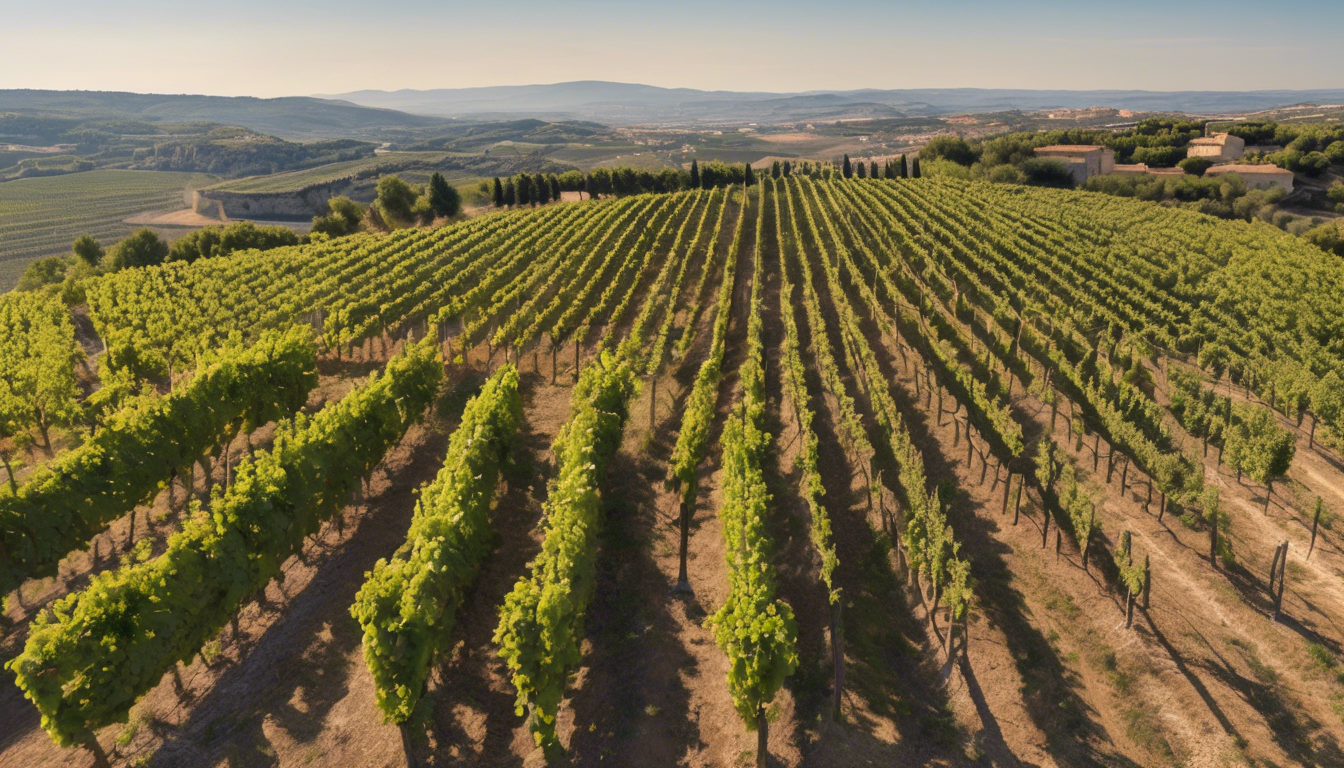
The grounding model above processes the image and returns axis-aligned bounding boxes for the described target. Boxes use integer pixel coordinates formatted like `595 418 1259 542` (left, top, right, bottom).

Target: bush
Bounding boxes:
310 196 365 238
988 164 1026 184
1177 157 1215 176
168 222 299 263
1304 220 1344 257
374 175 421 228
1131 145 1186 168
106 229 168 271
1020 158 1076 188
920 135 978 166
15 256 69 292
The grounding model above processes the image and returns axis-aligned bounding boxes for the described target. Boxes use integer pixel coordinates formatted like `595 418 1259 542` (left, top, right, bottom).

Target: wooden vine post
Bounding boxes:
831 597 845 722
1309 497 1323 560
674 488 692 594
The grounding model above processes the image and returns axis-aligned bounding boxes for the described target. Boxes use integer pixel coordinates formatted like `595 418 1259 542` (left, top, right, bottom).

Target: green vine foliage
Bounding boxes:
7 338 442 746
708 212 799 724
0 325 318 593
493 352 636 749
351 365 523 723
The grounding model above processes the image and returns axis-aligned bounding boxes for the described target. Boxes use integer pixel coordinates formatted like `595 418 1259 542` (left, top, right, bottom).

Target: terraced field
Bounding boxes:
0 170 218 289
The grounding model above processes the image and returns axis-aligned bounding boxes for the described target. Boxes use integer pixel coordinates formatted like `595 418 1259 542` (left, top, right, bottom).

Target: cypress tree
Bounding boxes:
856 161 866 179
782 160 791 177
504 178 516 206
744 163 755 186
492 177 504 208
534 173 551 205
842 154 853 178
517 174 532 206
771 160 781 179
869 161 878 178
549 174 561 201
900 154 909 178
912 157 921 178
427 172 461 218
690 159 701 189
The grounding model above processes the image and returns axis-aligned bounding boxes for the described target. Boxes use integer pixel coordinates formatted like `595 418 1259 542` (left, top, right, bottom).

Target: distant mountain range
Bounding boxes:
0 90 446 139
318 81 1344 124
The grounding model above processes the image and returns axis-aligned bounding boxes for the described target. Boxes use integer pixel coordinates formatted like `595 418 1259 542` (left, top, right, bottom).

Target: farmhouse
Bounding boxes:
1204 163 1295 192
1033 145 1115 183
1186 132 1245 161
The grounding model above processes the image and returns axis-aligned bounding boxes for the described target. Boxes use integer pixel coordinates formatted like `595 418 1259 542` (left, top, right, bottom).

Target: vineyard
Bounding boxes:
0 171 220 289
3 174 1344 767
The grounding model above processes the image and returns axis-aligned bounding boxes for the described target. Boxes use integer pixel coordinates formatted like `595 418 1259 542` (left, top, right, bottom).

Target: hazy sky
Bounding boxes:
2 0 1341 97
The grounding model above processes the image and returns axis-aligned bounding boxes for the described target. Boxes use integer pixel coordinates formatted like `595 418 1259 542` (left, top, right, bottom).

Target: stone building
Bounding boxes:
1033 145 1116 184
1204 164 1295 193
1186 133 1246 161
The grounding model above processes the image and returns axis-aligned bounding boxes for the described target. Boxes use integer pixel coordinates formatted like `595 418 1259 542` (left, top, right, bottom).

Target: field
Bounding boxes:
206 152 461 194
3 176 1344 768
0 170 219 289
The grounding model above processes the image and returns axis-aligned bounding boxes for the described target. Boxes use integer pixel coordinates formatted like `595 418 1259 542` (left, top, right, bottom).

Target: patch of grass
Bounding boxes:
200 639 222 666
1043 591 1082 620
1227 638 1278 683
1122 706 1177 764
1098 650 1137 695
115 716 142 748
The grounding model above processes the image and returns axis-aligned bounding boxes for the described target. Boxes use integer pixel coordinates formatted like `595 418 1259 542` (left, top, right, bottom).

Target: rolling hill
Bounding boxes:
0 89 448 139
320 81 1344 124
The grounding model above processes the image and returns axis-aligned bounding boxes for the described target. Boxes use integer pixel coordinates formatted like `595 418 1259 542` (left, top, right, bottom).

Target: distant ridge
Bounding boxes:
0 89 446 139
317 81 1344 124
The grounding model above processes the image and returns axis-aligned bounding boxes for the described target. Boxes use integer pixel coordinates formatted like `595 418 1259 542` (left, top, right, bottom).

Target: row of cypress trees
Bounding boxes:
842 153 919 179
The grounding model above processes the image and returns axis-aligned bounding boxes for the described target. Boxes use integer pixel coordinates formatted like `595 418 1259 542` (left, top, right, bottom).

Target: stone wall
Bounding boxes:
194 179 358 221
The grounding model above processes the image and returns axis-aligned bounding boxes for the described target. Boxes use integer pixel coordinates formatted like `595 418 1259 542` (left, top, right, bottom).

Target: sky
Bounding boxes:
2 0 1341 98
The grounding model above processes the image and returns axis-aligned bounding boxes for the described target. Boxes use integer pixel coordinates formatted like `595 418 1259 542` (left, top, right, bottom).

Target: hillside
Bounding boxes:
0 170 219 289
2 176 1344 768
0 90 447 139
320 81 1344 124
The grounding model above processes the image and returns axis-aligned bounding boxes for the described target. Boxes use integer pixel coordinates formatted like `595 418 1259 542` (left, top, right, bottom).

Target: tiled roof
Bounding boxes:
1205 164 1293 175
1035 145 1106 154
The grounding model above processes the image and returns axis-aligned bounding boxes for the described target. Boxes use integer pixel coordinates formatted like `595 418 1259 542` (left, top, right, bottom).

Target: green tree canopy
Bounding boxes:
428 172 462 218
374 176 421 227
71 235 103 268
106 229 169 271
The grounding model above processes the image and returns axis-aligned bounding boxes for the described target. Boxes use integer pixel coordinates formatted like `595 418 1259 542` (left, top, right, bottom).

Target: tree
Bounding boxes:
549 174 561 201
492 177 505 207
428 172 462 218
869 161 878 178
842 154 853 178
15 257 69 292
1178 157 1215 176
771 161 781 179
534 173 551 205
106 229 168 271
900 154 909 178
855 161 866 179
744 163 755 186
921 135 978 166
690 159 701 189
517 174 533 206
912 157 921 178
72 235 103 268
169 222 298 263
782 160 791 177
310 196 364 238
504 178 516 206
374 176 420 227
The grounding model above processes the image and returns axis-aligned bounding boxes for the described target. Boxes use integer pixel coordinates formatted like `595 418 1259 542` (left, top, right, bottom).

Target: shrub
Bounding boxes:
1177 157 1215 176
1021 158 1076 188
